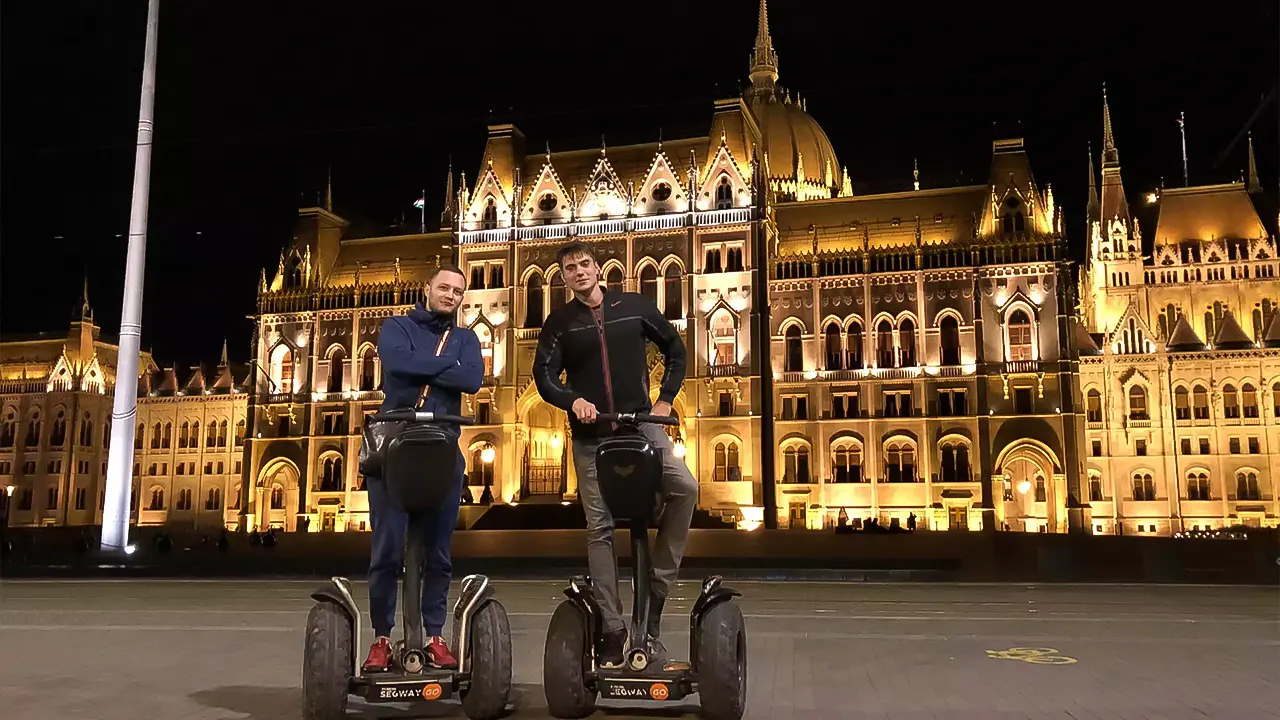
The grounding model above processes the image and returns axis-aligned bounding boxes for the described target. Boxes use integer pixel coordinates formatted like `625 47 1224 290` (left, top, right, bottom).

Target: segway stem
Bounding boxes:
630 517 651 649
403 513 428 651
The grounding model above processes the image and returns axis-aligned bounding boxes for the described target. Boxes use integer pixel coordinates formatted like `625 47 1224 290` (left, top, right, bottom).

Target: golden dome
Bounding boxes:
749 91 840 187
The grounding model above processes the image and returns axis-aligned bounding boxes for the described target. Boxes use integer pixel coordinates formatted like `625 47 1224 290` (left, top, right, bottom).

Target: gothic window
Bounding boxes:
1128 387 1148 420
898 319 917 367
704 248 723 273
549 271 567 313
151 422 162 449
488 264 504 288
709 311 737 367
149 487 165 511
1187 472 1210 500
318 456 344 492
1132 473 1156 501
206 487 222 511
715 176 733 209
877 320 895 368
1174 387 1190 420
1193 385 1209 419
940 315 961 366
1236 472 1260 501
605 266 624 294
939 441 970 482
1087 389 1103 422
713 441 742 482
0 412 15 448
79 413 93 447
1000 196 1025 235
846 322 863 369
50 411 67 447
884 440 917 483
179 421 190 449
270 484 285 510
235 420 246 447
784 326 803 373
639 265 658 305
1223 384 1239 419
824 322 843 370
832 444 863 483
524 275 544 329
663 264 682 319
207 421 219 448
1007 310 1033 361
1089 472 1103 501
470 265 486 289
726 247 744 272
481 197 498 229
782 444 811 484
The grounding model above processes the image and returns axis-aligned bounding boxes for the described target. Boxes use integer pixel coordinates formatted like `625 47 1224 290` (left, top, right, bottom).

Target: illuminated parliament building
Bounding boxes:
3 2 1277 536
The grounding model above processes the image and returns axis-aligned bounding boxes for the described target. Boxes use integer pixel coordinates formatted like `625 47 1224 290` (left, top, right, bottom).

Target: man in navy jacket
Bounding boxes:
362 265 483 673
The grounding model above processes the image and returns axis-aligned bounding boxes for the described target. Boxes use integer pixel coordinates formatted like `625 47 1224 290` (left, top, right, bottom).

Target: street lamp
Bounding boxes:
1017 479 1032 495
672 437 687 459
480 444 495 464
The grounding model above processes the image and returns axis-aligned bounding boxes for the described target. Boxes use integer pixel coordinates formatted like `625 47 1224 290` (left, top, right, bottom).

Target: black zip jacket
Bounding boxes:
533 290 687 437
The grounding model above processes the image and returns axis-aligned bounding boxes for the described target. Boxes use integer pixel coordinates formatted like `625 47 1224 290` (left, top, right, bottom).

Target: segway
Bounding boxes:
302 409 512 720
543 412 747 720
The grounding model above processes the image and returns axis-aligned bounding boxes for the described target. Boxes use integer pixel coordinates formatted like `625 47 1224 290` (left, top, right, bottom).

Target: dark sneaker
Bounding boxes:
362 637 392 673
426 636 459 669
597 628 627 669
646 593 666 640
646 635 668 665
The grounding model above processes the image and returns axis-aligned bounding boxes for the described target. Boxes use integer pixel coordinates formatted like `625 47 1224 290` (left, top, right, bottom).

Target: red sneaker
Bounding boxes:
426 636 458 669
362 637 392 673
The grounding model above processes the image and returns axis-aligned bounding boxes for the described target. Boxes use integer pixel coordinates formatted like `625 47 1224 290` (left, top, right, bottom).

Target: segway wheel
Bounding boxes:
460 601 513 720
696 600 747 720
543 600 595 719
301 601 352 720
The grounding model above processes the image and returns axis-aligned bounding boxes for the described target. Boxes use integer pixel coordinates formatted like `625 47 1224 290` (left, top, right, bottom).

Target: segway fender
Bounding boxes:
563 575 602 641
310 577 361 678
451 574 497 675
689 576 741 673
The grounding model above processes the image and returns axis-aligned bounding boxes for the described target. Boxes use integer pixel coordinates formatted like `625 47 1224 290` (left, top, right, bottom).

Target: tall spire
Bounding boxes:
1098 84 1131 247
324 165 333 212
1247 132 1261 193
78 273 92 320
219 338 228 366
1086 142 1100 221
748 0 778 91
1101 83 1119 166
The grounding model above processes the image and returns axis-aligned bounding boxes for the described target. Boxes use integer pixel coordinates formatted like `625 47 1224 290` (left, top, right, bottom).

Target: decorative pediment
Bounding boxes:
636 151 689 215
520 158 572 225
462 160 513 231
577 152 628 220
696 141 750 211
47 352 75 393
1118 366 1151 394
81 355 107 394
1106 300 1156 355
995 287 1041 315
1153 243 1179 266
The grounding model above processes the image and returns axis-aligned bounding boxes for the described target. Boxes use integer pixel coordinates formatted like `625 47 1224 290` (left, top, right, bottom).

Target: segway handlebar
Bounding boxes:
595 412 680 427
370 409 476 425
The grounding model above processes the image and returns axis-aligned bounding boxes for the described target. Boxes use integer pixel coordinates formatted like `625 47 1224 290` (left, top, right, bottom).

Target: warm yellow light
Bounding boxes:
1017 479 1032 495
1145 192 1159 204
672 439 687 459
550 433 563 450
480 445 495 464
5 484 14 497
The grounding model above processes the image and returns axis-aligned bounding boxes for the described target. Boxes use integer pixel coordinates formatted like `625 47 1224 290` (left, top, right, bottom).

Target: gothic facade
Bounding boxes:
2 2 1275 535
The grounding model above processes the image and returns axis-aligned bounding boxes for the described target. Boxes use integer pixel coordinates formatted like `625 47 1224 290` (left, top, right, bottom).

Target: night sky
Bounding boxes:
2 1 1276 369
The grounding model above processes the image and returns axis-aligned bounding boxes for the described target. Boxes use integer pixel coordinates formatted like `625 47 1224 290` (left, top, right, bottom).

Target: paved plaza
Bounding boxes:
0 578 1276 719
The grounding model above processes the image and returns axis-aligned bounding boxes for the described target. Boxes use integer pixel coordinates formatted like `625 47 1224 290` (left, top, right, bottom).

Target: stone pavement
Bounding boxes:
0 579 1276 719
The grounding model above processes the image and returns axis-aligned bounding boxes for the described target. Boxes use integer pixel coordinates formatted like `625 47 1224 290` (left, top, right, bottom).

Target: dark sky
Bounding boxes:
2 1 1277 369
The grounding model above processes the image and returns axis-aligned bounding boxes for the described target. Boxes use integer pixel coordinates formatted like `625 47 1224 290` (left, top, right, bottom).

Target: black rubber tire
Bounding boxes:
301 600 353 720
696 601 747 720
460 601 513 720
543 600 595 719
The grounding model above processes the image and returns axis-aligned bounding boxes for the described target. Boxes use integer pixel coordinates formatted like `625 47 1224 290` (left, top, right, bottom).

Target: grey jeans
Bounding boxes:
572 422 698 636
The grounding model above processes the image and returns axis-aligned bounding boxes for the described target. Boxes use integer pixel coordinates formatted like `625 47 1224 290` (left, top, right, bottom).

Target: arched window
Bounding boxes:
1223 384 1239 419
1193 385 1209 419
148 487 165 511
218 420 228 448
206 487 222 511
1007 310 1033 361
1128 387 1148 420
318 456 343 492
1174 387 1190 420
270 484 285 510
50 411 67 446
709 311 737 367
663 264 682 319
940 315 960 366
162 422 172 449
715 176 733 209
277 348 294 394
481 197 498 229
1132 472 1155 501
712 441 742 482
1236 471 1260 501
877 320 895 368
1241 383 1259 418
832 444 862 483
1088 472 1103 501
151 422 162 449
939 441 970 482
549 271 567 313
235 419 246 447
179 421 190 449
885 441 917 483
1187 472 1211 500
1001 196 1025 235
824 322 843 370
846 322 863 369
328 347 345 393
523 274 545 329
1087 389 1102 422
468 446 495 487
784 326 803 373
639 265 658 305
207 421 218 448
605 266 623 295
782 444 810 484
25 412 43 447
0 412 16 448
898 319 917 367
356 346 375 391
79 412 93 447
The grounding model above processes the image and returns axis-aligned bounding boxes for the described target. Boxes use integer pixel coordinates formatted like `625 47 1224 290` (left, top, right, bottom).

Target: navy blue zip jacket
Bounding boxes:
377 302 483 436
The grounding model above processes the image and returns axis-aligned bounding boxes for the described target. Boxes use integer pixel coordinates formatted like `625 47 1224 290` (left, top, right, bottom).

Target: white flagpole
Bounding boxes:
101 0 161 552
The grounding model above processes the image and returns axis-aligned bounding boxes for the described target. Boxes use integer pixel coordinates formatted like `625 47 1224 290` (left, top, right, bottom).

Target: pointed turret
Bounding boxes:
439 157 456 230
324 165 333 212
748 0 779 92
1086 143 1100 223
1263 312 1280 348
76 274 92 321
1247 132 1261 193
220 338 229 366
1166 314 1206 353
1099 85 1130 236
1213 312 1254 350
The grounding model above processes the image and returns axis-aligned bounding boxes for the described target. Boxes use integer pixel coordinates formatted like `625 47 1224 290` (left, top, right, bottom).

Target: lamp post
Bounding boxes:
101 0 161 553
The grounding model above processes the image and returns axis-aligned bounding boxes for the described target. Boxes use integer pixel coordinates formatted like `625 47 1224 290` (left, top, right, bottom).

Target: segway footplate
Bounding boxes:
350 670 455 703
595 666 692 702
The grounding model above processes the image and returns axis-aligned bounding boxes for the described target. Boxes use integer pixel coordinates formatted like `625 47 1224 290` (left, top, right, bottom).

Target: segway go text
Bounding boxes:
302 409 512 720
543 412 747 720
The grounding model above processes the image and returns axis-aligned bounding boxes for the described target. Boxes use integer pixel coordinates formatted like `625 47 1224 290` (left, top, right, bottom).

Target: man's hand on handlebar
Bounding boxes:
572 397 598 422
650 401 673 418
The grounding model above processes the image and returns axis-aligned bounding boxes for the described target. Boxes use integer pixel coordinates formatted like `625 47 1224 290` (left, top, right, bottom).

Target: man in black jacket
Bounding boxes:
533 241 698 668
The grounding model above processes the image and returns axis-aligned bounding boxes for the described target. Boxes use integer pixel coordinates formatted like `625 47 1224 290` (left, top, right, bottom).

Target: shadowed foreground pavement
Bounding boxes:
0 579 1276 720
